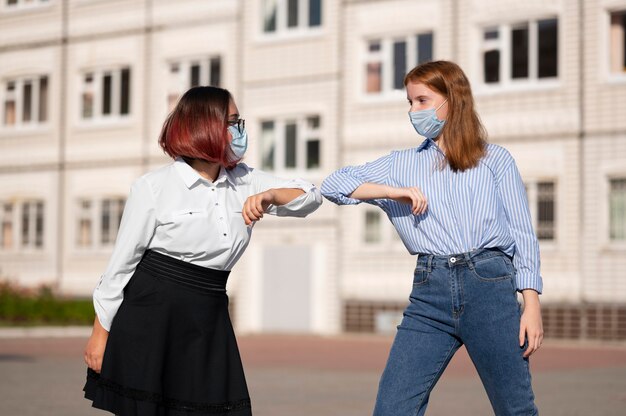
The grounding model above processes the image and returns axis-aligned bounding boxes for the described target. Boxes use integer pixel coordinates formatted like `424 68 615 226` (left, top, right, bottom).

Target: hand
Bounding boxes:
519 290 543 358
84 317 109 373
242 189 275 225
386 186 428 215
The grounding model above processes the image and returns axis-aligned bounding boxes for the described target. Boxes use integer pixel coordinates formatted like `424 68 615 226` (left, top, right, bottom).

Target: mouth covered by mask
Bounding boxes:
408 99 448 139
228 125 248 159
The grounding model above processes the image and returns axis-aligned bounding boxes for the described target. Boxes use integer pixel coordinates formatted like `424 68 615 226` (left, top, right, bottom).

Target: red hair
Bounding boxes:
404 61 487 172
159 86 239 169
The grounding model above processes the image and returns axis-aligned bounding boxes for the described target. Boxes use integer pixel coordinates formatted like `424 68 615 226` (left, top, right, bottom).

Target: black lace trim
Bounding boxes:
87 370 250 414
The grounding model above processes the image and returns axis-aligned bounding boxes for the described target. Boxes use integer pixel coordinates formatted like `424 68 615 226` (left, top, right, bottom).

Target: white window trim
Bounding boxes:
602 171 626 251
76 67 131 128
602 8 626 84
0 75 50 132
474 17 562 96
73 196 126 253
256 0 325 44
359 32 434 103
1 0 53 14
259 114 323 176
524 179 558 248
18 199 45 252
358 207 403 252
166 56 222 110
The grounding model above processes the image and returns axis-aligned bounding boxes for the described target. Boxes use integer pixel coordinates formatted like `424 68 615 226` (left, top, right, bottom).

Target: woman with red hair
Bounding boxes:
322 61 541 415
83 86 321 416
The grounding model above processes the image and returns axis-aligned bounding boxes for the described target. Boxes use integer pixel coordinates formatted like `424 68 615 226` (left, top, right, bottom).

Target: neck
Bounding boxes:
186 158 221 182
433 136 446 154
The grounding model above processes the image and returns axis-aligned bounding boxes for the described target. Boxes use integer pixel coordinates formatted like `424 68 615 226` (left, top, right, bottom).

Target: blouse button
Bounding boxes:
223 233 227 236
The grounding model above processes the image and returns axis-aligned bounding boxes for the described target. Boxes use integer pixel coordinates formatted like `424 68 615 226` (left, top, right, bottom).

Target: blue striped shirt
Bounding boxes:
321 138 542 293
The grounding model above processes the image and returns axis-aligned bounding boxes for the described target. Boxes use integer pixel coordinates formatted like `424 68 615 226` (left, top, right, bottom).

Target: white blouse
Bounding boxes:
94 157 322 331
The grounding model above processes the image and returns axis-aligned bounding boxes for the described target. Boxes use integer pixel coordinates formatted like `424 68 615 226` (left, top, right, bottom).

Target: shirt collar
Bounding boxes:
417 138 435 152
416 138 445 156
173 157 234 189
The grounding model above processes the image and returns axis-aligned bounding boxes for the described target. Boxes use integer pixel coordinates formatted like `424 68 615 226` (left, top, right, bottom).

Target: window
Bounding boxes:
260 115 321 172
4 0 50 9
2 76 48 127
75 197 126 249
76 200 92 247
525 181 556 241
364 210 382 243
263 0 322 34
610 10 626 74
365 32 433 95
0 203 13 249
609 178 626 241
101 198 125 245
167 57 221 111
21 200 44 249
80 67 131 121
482 18 558 85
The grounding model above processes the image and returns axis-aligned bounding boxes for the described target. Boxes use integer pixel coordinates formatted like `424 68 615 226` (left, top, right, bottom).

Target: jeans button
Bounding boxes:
450 257 457 263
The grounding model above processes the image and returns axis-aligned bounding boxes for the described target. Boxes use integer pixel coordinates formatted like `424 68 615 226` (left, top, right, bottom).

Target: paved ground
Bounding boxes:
1 333 626 415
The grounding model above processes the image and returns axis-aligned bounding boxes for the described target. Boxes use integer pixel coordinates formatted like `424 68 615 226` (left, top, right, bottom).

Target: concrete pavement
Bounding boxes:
0 333 625 415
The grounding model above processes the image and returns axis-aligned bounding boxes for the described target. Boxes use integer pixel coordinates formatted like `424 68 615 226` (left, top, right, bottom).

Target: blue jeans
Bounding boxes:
373 249 538 416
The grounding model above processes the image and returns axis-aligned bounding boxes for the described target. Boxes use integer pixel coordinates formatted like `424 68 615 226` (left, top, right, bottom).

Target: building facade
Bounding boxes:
0 0 625 339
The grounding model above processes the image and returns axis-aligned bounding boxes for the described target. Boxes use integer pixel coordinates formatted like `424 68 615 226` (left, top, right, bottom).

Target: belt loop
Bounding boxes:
427 255 433 273
465 251 475 270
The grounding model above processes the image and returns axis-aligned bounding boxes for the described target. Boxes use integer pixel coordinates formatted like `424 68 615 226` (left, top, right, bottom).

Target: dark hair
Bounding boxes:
159 86 239 169
405 61 487 172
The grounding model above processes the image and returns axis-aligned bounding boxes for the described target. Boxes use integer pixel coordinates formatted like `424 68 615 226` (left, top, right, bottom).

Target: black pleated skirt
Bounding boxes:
83 250 251 416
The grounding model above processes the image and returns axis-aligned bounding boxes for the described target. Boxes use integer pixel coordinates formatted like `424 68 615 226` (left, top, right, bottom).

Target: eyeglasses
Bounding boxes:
228 118 245 134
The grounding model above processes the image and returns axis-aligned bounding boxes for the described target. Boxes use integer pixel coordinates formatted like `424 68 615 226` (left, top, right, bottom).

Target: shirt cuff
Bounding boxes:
266 180 322 217
320 174 365 205
515 272 543 294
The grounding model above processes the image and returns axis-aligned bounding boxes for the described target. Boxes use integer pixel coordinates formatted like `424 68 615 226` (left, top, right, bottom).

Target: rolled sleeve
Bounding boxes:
248 169 322 217
93 176 157 331
321 153 394 206
498 161 543 294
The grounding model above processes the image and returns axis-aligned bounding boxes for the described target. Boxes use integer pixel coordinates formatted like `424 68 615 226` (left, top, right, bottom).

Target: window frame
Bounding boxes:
605 8 626 83
476 17 561 95
524 179 558 245
360 31 434 101
1 75 49 130
78 66 132 126
2 0 52 13
359 207 403 251
608 177 626 242
259 114 323 175
166 56 222 112
74 196 126 252
259 0 324 41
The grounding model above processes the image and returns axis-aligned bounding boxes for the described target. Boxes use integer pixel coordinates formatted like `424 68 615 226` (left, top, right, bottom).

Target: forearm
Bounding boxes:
521 289 541 309
349 183 392 200
270 188 306 206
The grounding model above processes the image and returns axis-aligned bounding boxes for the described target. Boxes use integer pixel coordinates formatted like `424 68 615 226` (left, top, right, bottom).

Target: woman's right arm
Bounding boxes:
321 153 427 214
84 176 157 372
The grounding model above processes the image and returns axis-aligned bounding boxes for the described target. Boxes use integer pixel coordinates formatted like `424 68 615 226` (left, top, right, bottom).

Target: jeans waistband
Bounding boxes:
415 248 510 270
137 249 230 294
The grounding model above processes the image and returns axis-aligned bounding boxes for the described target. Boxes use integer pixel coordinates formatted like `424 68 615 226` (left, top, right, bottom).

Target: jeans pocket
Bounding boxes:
470 256 514 282
412 268 429 286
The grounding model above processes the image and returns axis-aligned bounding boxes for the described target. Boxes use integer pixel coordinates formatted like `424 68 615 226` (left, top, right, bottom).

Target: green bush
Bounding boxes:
0 281 94 326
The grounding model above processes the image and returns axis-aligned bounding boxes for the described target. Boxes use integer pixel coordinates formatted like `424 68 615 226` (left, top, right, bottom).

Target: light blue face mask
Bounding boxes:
408 99 448 139
228 125 248 160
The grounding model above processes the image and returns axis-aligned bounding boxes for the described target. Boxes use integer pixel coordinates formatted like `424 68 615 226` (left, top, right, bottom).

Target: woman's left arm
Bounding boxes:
242 167 322 225
497 153 544 356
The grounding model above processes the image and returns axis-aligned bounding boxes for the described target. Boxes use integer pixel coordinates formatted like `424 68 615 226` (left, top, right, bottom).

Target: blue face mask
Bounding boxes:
408 99 448 139
228 125 248 160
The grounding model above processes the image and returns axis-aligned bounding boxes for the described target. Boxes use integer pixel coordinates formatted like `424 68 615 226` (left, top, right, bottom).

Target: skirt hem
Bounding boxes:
84 369 251 415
